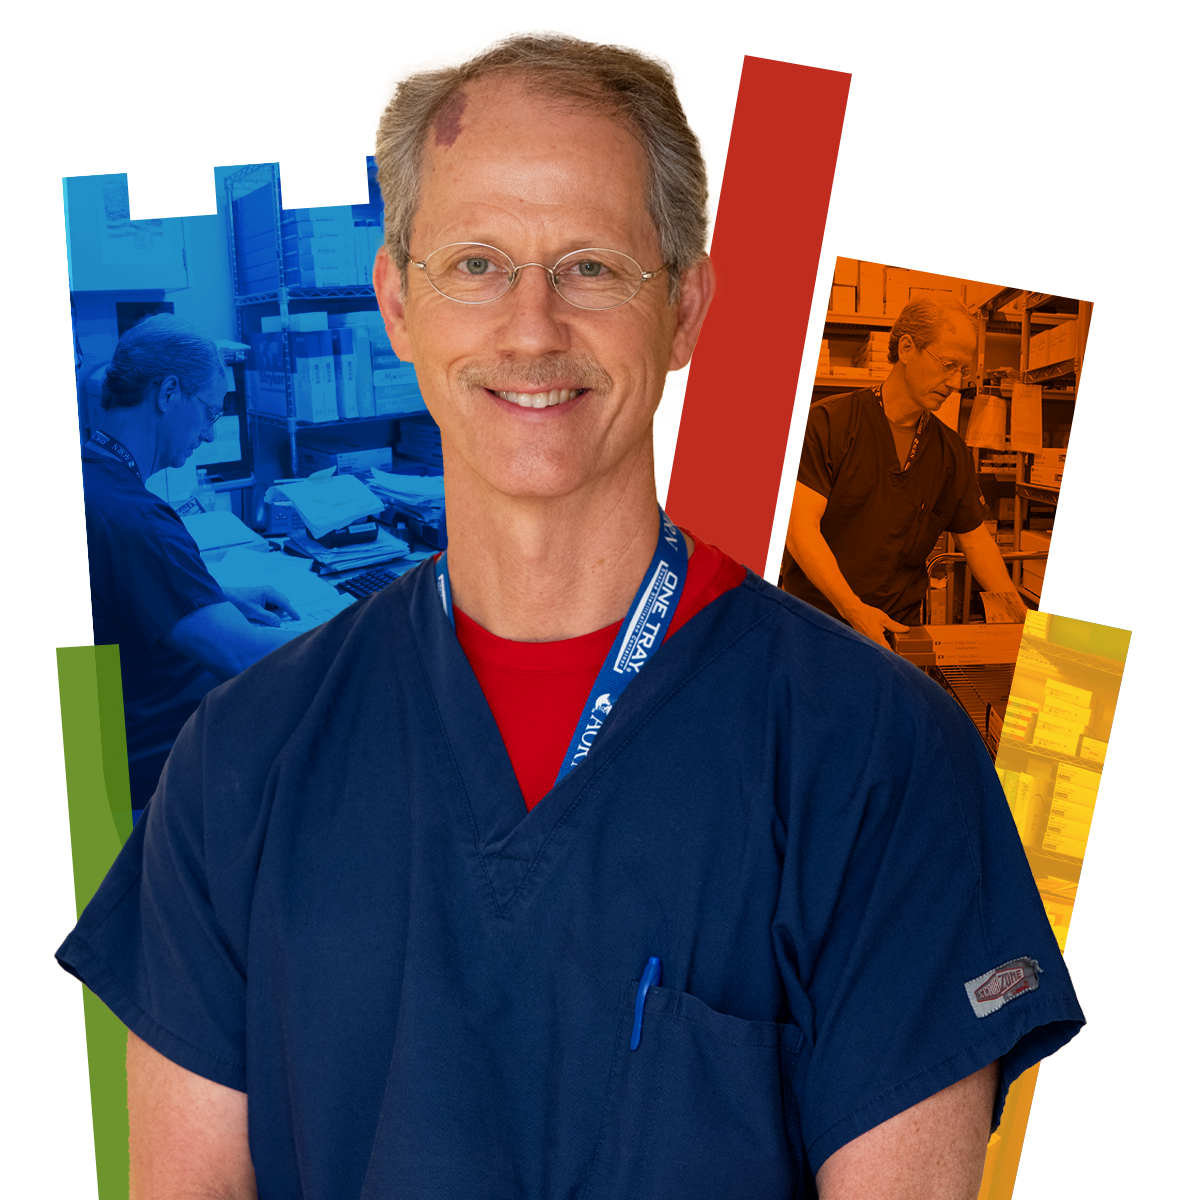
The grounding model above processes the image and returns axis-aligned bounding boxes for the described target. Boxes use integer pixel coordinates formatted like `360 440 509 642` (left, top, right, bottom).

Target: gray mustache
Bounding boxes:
457 356 613 393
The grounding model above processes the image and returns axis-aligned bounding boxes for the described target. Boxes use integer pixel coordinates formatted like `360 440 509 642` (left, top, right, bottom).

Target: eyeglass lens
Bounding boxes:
421 244 648 309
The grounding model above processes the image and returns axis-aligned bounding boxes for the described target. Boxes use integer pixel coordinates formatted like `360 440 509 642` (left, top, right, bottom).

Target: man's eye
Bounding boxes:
562 259 611 279
460 257 492 275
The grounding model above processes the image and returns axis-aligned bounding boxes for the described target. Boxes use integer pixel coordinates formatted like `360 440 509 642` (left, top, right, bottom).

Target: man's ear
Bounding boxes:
668 256 717 372
155 374 182 413
374 247 414 362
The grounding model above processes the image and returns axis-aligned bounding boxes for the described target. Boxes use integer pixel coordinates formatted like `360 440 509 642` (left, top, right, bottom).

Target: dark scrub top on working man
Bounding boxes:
782 387 989 626
82 454 224 809
57 556 1083 1199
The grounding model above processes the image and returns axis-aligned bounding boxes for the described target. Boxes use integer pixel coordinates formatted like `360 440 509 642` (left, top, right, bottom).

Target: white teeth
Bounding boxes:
496 389 579 408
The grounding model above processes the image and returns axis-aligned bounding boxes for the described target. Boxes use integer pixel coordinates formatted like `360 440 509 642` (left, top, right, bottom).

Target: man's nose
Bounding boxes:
496 264 571 354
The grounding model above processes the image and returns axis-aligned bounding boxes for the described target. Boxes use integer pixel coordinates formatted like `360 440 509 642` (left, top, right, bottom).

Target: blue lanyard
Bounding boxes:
435 507 688 787
87 430 143 482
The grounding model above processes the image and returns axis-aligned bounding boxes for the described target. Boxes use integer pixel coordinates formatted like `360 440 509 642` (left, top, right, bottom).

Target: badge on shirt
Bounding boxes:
964 957 1042 1017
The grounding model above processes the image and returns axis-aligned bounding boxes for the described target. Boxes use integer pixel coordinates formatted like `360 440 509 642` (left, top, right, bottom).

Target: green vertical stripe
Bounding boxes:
56 644 132 1200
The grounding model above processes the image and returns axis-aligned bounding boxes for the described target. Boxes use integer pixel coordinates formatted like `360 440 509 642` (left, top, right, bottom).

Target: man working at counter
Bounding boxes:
59 36 1081 1200
82 314 299 813
783 297 1021 645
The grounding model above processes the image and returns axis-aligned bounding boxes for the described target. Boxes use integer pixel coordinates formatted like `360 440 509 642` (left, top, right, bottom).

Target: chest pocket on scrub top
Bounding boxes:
580 983 809 1200
900 499 953 569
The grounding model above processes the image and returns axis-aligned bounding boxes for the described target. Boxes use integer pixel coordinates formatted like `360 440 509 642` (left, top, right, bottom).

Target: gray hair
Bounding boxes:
375 33 708 303
101 314 221 410
888 296 978 362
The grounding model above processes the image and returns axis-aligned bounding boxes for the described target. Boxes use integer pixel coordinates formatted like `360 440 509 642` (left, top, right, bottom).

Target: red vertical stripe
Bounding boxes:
666 57 849 572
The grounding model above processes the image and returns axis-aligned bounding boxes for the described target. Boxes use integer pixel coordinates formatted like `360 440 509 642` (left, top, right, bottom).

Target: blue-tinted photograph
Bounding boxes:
66 160 446 815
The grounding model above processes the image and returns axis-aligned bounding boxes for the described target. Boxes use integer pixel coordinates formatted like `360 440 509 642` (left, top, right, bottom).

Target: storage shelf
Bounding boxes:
1017 635 1125 679
1023 359 1076 385
247 410 421 431
814 374 887 388
1025 846 1082 884
1016 482 1061 504
823 311 897 328
995 738 1103 774
235 283 377 307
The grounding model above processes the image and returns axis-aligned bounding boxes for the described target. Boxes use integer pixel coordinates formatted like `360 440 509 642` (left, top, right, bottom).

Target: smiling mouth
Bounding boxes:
493 388 586 409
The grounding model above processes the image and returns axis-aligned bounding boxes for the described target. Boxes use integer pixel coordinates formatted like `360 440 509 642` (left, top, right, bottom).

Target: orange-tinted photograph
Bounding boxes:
782 261 1130 1198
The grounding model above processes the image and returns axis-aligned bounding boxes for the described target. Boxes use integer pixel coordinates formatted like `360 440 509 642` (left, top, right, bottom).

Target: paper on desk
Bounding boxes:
981 591 1029 623
208 546 342 607
208 546 356 634
369 469 446 500
267 470 383 539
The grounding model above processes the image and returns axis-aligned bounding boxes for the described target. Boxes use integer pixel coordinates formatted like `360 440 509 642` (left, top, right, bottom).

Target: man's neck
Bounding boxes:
94 410 158 478
442 455 669 642
879 367 923 428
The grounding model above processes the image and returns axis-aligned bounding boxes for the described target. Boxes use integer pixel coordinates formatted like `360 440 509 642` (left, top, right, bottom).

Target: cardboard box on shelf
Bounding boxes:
833 257 859 286
1050 318 1079 363
1079 735 1108 763
884 267 910 319
1044 679 1094 710
1056 762 1102 791
1028 329 1051 369
1042 832 1087 859
857 261 884 315
830 284 857 314
1042 697 1092 725
297 437 394 477
1044 813 1093 842
1035 712 1087 741
1050 797 1096 824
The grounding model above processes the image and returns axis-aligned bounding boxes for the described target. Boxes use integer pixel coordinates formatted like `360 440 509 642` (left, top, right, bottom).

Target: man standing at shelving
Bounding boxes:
783 297 1021 644
82 314 300 813
58 35 1082 1200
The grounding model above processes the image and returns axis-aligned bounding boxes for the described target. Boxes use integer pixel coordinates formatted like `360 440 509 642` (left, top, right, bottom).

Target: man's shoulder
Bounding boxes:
809 386 879 419
703 572 947 704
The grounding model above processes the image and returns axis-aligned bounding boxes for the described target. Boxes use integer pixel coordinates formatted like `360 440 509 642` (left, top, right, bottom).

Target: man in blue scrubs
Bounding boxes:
83 314 299 811
58 36 1083 1199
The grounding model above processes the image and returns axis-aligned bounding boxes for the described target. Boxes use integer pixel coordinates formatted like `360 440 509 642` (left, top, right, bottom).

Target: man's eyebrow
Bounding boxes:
434 91 467 147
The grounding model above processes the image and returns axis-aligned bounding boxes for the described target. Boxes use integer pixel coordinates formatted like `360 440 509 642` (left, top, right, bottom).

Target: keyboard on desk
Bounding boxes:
336 566 403 600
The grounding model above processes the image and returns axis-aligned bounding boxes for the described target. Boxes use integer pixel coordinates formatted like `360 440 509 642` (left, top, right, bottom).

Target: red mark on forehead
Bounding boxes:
434 91 467 147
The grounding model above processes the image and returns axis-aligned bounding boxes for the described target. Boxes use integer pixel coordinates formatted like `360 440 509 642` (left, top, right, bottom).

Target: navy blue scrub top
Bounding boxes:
58 560 1083 1199
783 387 989 625
82 457 224 764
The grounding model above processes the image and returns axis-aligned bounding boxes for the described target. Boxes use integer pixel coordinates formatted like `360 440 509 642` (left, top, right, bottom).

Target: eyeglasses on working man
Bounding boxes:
920 343 976 383
411 243 668 310
188 392 225 425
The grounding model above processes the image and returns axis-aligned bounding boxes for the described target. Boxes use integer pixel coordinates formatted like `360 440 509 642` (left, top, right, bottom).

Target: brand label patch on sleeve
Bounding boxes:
964 957 1042 1017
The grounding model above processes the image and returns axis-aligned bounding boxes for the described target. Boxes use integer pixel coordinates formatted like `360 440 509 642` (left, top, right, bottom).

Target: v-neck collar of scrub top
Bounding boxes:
396 556 760 914
871 386 932 477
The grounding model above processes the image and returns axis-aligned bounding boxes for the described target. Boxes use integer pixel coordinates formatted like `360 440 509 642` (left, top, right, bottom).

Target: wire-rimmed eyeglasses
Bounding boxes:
188 393 225 425
411 243 666 310
921 344 976 383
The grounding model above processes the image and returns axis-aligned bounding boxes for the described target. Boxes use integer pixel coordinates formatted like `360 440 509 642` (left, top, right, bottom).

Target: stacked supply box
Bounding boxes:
1019 528 1052 598
327 311 428 417
1043 761 1101 858
1031 677 1094 756
297 433 393 477
281 207 383 288
853 331 891 379
891 623 1024 666
1030 448 1066 488
233 184 281 296
817 339 831 376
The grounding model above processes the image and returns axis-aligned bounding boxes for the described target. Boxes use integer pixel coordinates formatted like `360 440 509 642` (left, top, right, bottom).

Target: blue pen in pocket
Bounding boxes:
630 956 662 1050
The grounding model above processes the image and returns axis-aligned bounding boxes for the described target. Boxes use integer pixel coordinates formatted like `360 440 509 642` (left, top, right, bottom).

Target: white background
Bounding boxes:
3 2 1180 1194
